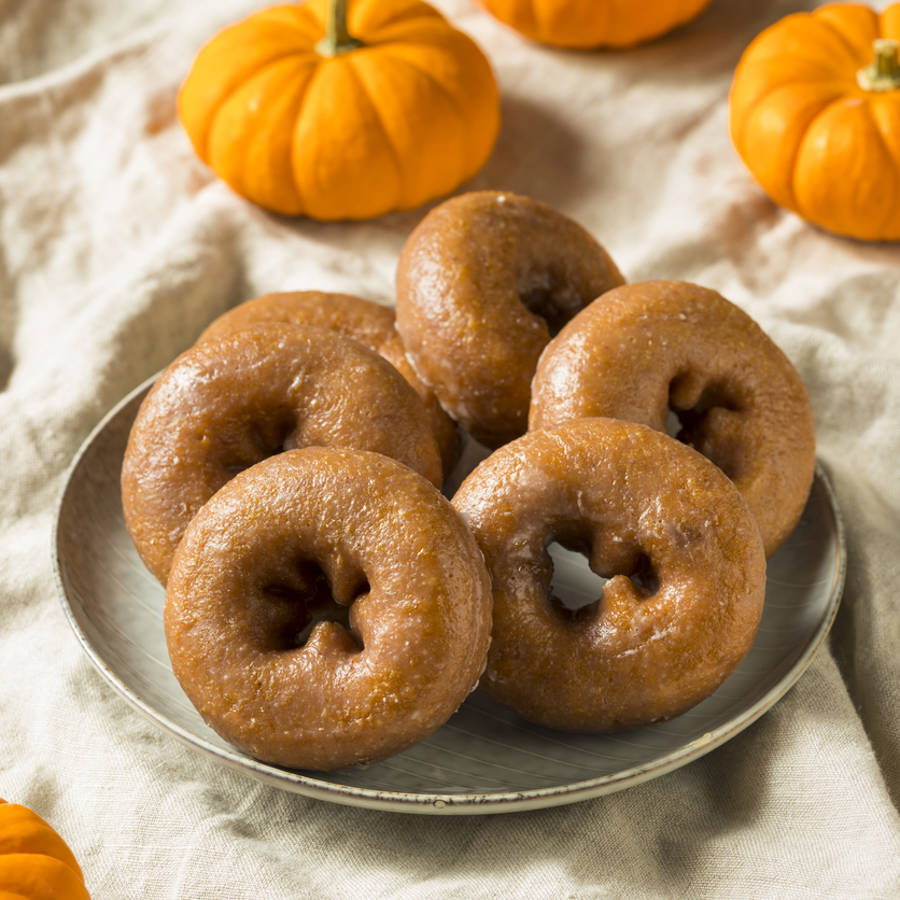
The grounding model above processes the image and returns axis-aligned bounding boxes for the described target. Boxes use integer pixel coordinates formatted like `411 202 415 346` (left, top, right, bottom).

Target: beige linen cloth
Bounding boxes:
2 0 899 896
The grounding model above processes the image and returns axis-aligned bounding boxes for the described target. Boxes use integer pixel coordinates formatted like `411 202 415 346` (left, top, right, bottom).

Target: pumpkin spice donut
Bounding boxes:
197 290 460 477
165 448 493 771
122 324 441 584
530 280 816 557
452 418 767 732
395 190 625 448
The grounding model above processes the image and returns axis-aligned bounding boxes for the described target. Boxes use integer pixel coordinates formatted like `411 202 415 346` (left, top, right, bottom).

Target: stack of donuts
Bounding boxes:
121 190 815 771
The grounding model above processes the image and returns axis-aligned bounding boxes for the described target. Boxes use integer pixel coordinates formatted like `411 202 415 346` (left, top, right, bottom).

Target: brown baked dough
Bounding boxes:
395 190 624 448
452 418 766 732
198 291 459 477
122 324 441 584
530 280 816 557
165 448 493 771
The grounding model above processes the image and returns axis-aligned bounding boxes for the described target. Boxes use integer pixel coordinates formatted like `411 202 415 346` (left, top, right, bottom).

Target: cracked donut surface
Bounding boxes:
452 418 766 732
396 190 624 448
122 323 441 584
165 448 493 771
530 280 816 556
198 290 460 478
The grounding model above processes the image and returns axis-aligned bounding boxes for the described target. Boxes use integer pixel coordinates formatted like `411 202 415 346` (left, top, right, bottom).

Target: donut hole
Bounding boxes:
627 553 660 597
516 268 585 337
547 541 660 620
220 407 298 475
258 559 366 653
667 377 743 479
547 541 608 616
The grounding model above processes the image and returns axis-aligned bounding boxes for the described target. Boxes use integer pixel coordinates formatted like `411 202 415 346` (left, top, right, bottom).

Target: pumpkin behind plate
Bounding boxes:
179 0 500 220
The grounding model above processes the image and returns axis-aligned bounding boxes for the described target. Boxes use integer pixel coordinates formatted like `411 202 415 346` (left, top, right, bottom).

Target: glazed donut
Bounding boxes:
395 190 624 448
530 280 816 557
198 290 459 477
122 324 441 584
165 448 493 771
452 418 766 732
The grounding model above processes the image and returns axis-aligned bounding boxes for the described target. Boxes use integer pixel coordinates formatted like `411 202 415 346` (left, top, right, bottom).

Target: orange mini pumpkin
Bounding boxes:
730 3 900 242
179 0 500 219
0 799 91 900
477 0 712 49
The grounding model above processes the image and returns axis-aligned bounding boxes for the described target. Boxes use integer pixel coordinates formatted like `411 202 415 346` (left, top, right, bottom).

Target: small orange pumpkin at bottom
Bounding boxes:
0 799 91 900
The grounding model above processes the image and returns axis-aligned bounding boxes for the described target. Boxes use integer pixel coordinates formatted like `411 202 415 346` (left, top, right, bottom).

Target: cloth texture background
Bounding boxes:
1 0 899 896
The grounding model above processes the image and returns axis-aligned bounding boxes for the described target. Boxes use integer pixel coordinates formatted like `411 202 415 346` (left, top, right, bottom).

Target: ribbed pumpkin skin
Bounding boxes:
0 800 90 900
730 3 900 242
478 0 712 49
178 0 500 220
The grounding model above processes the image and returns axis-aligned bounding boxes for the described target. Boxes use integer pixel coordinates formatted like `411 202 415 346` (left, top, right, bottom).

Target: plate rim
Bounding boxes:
51 375 847 815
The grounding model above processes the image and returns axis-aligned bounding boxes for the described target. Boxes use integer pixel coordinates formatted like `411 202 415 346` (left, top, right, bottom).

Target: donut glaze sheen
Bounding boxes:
452 419 766 732
165 448 493 771
198 291 459 477
122 324 441 584
395 190 624 448
530 281 816 557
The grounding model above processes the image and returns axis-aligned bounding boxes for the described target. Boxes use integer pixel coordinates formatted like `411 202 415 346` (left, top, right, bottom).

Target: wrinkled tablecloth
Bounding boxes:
1 0 899 896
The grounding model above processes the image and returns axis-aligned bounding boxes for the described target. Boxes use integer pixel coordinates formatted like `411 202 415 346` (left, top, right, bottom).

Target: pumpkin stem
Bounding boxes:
857 38 900 92
316 0 364 57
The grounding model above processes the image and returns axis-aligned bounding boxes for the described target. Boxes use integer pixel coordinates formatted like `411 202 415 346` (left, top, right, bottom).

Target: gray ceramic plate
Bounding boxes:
53 376 845 815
